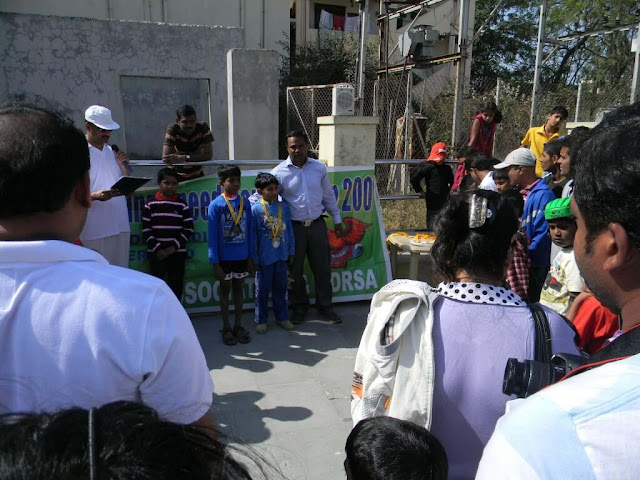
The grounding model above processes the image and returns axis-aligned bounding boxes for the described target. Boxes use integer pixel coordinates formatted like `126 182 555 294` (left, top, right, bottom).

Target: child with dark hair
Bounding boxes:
410 142 454 230
142 168 194 300
162 104 214 181
502 189 531 301
251 172 295 334
468 100 502 156
208 165 255 345
492 167 511 192
345 417 448 480
521 105 568 177
451 146 476 193
540 138 567 197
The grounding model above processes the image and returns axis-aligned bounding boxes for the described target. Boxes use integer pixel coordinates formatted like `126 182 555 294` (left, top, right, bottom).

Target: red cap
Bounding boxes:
427 142 447 162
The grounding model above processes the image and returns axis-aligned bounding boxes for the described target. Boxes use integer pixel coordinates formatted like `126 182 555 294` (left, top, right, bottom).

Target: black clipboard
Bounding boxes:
110 176 151 196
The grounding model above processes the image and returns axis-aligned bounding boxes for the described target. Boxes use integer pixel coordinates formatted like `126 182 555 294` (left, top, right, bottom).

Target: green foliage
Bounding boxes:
279 34 378 88
472 0 639 93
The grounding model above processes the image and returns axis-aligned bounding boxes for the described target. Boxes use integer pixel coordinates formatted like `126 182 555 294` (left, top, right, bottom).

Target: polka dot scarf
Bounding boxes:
436 282 525 307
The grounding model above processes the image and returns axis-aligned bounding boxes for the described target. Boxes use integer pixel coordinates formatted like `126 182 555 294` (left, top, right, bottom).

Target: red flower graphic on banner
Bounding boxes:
328 217 371 268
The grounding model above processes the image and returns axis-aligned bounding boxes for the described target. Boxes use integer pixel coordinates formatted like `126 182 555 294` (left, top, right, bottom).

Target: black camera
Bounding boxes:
502 353 587 398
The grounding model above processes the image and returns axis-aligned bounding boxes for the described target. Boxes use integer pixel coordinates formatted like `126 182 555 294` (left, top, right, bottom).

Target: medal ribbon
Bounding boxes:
223 194 244 228
260 198 282 242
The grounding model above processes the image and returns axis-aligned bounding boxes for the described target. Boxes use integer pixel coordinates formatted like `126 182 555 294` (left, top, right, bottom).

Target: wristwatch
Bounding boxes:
185 155 191 161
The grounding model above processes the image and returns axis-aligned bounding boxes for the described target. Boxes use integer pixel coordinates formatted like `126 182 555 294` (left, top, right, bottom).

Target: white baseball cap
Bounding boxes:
494 147 536 169
84 105 120 130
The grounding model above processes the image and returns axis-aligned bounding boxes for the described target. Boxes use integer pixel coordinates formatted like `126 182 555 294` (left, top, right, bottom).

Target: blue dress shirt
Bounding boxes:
271 157 342 224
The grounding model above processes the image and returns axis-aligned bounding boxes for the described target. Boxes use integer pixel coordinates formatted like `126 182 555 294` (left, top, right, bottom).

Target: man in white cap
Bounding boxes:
80 105 131 267
494 147 556 301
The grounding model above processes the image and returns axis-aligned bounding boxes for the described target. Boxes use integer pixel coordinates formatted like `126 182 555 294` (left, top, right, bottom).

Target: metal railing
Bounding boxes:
375 158 458 200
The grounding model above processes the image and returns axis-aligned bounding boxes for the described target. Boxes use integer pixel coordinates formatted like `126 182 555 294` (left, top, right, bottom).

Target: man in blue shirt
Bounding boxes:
271 131 343 324
494 148 556 302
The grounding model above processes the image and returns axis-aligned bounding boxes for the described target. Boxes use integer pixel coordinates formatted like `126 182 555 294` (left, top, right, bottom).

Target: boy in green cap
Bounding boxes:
539 197 582 315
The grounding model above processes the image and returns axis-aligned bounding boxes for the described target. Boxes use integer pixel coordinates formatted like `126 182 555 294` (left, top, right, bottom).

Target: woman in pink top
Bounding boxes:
468 100 502 156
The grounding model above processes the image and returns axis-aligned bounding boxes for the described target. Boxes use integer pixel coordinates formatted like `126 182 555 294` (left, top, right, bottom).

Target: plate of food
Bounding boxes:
410 232 437 247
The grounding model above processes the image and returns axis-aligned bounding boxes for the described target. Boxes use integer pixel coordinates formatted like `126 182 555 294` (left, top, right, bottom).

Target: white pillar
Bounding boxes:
317 116 379 167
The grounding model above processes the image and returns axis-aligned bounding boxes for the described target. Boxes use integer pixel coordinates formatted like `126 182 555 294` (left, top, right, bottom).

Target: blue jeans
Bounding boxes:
255 260 289 324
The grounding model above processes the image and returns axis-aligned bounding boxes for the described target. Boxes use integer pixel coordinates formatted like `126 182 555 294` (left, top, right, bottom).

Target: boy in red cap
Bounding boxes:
410 142 454 230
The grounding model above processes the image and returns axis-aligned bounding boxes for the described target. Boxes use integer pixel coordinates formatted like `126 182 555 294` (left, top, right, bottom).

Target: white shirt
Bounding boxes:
0 240 213 424
540 247 582 315
80 143 130 241
478 171 497 191
271 157 342 224
477 353 640 480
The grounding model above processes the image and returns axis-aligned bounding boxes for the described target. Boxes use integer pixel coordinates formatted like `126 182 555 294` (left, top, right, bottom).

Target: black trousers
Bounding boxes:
289 218 332 312
150 252 186 300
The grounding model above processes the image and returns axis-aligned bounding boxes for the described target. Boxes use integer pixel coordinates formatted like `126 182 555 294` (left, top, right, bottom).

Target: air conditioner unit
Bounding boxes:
332 84 355 116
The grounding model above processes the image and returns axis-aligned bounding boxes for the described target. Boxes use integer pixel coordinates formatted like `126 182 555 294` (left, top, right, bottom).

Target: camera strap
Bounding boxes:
561 324 640 381
530 303 552 363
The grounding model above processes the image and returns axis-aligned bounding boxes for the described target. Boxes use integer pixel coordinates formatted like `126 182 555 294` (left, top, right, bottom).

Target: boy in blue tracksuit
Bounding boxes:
208 164 255 346
251 173 295 333
495 147 556 302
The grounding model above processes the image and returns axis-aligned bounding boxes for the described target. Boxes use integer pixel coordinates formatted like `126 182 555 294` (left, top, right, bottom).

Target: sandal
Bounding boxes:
233 325 251 344
222 328 237 346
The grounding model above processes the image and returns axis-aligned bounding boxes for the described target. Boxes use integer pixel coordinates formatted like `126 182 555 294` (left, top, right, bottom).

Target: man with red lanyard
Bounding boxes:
477 103 640 479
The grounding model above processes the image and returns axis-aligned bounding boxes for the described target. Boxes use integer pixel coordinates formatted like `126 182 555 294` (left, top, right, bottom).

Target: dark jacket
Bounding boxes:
410 163 454 208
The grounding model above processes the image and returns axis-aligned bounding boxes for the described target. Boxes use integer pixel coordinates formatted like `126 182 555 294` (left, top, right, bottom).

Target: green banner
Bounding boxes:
127 166 391 313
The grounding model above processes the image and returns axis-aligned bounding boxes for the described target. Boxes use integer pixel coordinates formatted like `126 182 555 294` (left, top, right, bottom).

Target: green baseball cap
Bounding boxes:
545 197 574 220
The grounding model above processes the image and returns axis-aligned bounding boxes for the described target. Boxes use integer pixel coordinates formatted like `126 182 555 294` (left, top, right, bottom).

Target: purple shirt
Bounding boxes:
429 282 579 479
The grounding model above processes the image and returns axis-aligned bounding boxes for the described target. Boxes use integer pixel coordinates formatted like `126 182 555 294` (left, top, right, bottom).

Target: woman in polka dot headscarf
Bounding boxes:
422 189 580 478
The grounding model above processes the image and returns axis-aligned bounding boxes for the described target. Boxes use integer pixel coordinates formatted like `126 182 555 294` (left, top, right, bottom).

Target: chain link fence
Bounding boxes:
286 65 635 198
286 82 377 155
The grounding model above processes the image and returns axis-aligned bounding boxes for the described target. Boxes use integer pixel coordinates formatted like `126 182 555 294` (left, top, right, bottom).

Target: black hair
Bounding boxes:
502 189 525 218
0 401 259 480
157 167 179 183
464 153 498 172
217 164 241 182
456 146 477 159
286 130 310 144
0 103 90 219
492 168 509 182
176 105 197 121
549 105 569 120
254 172 278 189
345 417 447 480
478 100 503 124
543 138 562 158
431 190 519 281
574 103 640 250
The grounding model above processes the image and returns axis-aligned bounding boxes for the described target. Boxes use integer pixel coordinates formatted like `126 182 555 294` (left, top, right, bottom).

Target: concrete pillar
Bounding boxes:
317 116 379 167
227 48 279 160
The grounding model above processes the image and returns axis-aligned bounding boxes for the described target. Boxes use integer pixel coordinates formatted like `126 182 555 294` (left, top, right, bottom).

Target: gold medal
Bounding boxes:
223 194 244 234
261 198 282 246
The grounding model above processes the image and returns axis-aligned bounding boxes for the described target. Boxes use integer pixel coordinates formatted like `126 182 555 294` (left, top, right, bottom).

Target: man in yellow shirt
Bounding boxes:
521 106 569 177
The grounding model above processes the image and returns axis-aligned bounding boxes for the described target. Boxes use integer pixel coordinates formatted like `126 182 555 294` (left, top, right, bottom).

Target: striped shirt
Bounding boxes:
142 192 194 254
163 122 214 179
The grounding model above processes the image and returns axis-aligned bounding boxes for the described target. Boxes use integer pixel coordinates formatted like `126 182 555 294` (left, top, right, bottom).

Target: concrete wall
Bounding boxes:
0 12 243 159
0 0 290 53
227 49 280 160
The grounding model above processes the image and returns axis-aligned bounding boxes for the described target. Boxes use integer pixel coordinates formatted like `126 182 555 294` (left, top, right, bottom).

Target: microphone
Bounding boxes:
111 144 132 175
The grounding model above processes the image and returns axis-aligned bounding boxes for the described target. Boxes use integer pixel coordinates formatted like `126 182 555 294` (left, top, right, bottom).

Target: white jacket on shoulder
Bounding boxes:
351 279 439 428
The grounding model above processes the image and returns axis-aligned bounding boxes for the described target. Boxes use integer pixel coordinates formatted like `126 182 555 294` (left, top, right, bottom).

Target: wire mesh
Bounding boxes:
286 62 636 197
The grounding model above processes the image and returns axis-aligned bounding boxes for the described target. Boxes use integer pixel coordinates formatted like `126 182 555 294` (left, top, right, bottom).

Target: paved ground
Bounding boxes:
193 253 434 479
194 300 368 480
